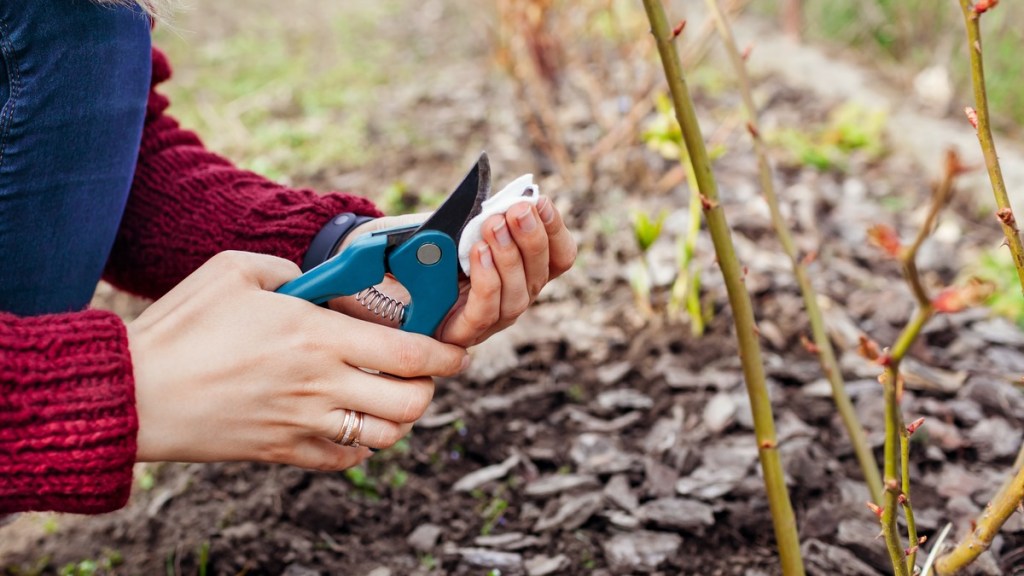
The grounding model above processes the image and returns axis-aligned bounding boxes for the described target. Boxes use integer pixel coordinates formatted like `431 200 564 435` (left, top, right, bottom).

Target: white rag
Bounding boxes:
458 174 540 275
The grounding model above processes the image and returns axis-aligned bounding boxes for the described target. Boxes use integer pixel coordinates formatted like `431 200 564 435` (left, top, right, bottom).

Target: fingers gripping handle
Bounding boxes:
388 230 459 336
276 230 459 336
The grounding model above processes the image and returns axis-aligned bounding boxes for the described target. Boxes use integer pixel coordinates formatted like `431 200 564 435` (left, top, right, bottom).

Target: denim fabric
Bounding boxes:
0 1 151 315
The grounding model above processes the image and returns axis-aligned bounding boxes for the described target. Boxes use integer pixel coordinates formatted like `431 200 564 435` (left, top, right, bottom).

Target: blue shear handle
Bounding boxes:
276 234 388 304
388 230 459 336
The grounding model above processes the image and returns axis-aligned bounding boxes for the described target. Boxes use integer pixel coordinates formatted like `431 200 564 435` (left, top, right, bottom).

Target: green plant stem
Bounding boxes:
935 463 1024 574
900 430 919 573
935 6 1024 571
703 0 882 505
878 158 955 574
685 178 704 336
642 2 804 573
958 0 1024 294
880 306 931 576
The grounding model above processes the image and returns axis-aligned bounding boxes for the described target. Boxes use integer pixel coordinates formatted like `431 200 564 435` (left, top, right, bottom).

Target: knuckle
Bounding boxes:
292 331 328 358
393 342 428 376
476 277 501 300
466 305 499 334
506 297 530 318
371 422 406 449
528 275 549 299
209 250 251 276
315 450 350 472
398 381 435 422
259 440 293 466
555 241 578 273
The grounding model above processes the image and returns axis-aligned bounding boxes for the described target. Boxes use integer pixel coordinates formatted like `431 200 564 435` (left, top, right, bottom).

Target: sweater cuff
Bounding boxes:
0 310 138 514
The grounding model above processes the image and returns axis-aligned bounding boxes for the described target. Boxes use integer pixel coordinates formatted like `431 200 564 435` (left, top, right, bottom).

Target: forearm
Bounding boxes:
0 310 138 514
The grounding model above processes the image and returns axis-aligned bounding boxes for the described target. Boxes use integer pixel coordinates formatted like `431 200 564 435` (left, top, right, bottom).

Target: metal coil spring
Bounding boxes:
355 286 406 323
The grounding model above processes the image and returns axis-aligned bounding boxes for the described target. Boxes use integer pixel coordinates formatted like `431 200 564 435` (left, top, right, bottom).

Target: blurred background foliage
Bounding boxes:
758 0 1024 132
151 0 1024 326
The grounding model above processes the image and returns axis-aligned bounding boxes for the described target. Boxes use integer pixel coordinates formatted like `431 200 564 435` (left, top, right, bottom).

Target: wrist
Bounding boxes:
302 213 377 272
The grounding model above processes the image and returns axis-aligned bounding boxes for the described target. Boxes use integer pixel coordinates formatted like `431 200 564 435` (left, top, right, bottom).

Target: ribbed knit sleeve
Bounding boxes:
104 48 383 300
0 310 137 514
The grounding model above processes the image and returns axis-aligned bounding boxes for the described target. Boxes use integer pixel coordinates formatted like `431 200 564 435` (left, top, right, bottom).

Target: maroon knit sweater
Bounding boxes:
0 49 381 515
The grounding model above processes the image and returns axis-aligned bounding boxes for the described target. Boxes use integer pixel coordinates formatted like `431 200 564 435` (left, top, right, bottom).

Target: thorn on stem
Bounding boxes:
965 107 980 130
898 493 908 506
746 121 760 139
905 545 920 557
919 536 928 545
672 19 687 39
760 439 777 450
885 479 901 493
866 501 884 519
800 250 818 267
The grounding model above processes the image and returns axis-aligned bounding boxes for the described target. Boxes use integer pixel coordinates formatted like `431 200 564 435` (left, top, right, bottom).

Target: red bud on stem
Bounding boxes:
672 19 686 39
965 106 979 130
906 417 926 436
973 0 999 14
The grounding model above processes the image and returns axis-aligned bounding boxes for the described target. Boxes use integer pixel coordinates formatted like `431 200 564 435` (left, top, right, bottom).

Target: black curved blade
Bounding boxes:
416 152 491 243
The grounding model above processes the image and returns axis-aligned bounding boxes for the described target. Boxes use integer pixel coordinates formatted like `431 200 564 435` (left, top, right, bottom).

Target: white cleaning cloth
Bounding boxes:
458 174 540 275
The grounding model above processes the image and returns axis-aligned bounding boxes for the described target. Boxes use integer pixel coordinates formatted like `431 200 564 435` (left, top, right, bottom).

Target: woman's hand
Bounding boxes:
331 196 576 347
128 251 467 470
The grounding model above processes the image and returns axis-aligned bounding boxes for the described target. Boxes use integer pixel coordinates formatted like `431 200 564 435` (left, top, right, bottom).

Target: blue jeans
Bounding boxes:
0 1 151 315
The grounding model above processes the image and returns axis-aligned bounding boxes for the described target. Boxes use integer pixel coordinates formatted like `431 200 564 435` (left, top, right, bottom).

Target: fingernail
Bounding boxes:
460 355 471 372
478 243 494 269
493 219 512 247
538 197 555 224
515 204 537 232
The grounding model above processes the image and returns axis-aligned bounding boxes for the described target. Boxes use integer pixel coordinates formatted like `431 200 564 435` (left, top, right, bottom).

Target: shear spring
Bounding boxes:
355 286 406 324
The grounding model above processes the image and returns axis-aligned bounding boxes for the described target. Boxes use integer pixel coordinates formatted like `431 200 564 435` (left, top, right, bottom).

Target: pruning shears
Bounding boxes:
276 153 491 335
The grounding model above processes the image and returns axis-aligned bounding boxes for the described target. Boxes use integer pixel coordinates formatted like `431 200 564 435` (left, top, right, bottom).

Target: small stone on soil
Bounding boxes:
533 492 604 532
601 530 683 573
703 393 737 434
457 548 524 572
570 433 635 474
406 523 443 552
524 473 599 498
638 498 715 534
525 554 571 576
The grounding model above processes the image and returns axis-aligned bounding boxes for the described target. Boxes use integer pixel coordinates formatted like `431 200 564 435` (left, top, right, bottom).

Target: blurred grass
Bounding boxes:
757 1 1024 130
152 2 413 183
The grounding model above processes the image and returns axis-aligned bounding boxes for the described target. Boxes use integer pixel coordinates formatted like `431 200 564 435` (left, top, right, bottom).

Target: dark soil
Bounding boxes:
4 2 1024 575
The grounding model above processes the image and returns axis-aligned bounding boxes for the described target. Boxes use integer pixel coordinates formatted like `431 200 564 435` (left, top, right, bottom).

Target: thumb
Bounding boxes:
219 251 302 291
